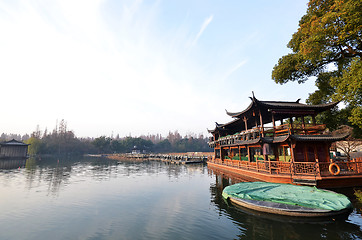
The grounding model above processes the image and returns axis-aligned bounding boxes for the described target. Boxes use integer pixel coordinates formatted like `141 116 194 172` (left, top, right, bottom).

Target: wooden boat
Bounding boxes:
207 93 362 188
222 182 352 217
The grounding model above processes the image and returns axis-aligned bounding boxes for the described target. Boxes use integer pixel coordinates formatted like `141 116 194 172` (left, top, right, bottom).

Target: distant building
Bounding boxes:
0 139 29 159
132 145 141 154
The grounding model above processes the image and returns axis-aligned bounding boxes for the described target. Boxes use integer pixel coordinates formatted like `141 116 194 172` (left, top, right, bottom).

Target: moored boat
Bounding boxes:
222 182 352 217
207 93 362 188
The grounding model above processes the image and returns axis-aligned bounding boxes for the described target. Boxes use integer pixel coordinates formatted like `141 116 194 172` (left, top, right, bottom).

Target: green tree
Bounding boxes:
272 0 362 134
92 136 111 153
25 137 43 155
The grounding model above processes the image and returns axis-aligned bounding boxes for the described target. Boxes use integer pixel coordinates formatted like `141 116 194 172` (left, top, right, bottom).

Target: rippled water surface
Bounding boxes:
0 157 362 240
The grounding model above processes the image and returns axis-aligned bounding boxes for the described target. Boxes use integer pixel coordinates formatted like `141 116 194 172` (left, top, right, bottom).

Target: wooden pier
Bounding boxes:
104 152 212 164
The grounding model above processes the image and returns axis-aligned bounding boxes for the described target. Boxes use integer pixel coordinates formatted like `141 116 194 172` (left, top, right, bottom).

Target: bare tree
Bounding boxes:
334 125 362 160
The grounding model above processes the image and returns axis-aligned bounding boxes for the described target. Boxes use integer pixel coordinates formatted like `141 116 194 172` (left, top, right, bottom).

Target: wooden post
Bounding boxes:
254 111 258 128
272 113 276 137
259 110 264 137
312 115 316 126
243 117 248 131
290 142 296 177
289 117 294 134
313 145 321 177
301 116 306 134
247 146 251 169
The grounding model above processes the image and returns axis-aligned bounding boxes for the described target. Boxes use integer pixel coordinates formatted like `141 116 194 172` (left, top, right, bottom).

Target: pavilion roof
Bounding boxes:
209 94 338 135
0 139 29 146
226 96 338 119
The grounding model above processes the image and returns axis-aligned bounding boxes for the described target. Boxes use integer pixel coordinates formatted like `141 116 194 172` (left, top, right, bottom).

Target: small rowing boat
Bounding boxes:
222 182 352 217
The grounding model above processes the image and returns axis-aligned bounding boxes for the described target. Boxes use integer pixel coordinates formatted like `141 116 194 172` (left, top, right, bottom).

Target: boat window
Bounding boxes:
240 147 248 161
295 145 305 162
222 148 230 159
278 146 291 162
316 145 327 162
249 147 264 161
307 146 315 162
231 148 239 160
215 149 220 158
263 144 275 160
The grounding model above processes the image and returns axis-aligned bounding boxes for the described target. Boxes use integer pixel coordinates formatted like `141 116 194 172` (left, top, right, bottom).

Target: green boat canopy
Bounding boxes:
222 182 352 211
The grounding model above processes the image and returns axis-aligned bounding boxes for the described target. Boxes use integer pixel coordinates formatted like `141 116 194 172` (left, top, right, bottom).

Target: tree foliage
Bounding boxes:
272 0 362 134
93 134 211 154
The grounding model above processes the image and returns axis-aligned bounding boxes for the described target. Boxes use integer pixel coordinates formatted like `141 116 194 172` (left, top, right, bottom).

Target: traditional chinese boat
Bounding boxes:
207 94 362 188
222 182 352 217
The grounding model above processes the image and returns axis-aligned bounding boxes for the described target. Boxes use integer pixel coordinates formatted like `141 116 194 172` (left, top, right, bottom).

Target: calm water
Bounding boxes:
0 157 362 240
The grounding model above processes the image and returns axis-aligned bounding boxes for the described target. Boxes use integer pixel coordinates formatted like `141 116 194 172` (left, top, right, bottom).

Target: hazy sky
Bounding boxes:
0 0 315 138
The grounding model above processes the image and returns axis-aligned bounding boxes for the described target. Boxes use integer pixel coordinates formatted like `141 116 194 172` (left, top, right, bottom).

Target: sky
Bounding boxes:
0 0 316 138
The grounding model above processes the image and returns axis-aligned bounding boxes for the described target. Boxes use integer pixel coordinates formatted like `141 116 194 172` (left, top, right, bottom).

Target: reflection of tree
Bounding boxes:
23 157 181 196
208 168 362 240
24 157 119 196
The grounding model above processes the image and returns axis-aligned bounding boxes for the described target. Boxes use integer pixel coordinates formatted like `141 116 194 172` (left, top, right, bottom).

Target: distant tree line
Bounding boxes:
93 133 210 154
1 120 211 156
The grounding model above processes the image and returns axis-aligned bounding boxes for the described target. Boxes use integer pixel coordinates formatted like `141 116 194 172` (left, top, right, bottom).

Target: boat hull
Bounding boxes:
208 161 362 188
228 197 351 218
222 182 352 218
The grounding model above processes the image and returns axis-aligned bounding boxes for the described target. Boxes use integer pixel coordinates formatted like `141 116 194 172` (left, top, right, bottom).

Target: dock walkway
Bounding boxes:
104 152 212 164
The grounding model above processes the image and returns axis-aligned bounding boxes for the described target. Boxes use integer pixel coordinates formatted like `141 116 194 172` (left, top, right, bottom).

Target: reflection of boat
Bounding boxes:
222 182 352 217
207 94 362 188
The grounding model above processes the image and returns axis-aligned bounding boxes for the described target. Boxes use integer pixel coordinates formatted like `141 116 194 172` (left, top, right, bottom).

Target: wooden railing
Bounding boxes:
293 162 318 176
210 158 292 175
291 124 326 135
319 159 362 176
209 158 362 177
208 124 327 147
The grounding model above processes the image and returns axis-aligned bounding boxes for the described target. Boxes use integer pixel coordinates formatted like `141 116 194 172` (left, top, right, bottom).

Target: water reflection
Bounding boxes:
208 166 362 240
0 157 361 240
0 158 26 169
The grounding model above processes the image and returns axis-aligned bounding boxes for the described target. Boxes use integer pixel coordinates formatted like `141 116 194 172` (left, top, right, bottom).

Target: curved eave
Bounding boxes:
226 98 255 118
207 129 215 134
263 135 290 144
290 133 349 142
226 96 339 119
258 99 339 113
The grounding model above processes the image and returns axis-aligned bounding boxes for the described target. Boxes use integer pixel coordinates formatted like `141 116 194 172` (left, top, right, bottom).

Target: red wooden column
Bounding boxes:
301 116 306 134
272 113 276 137
243 117 248 130
289 117 294 134
259 110 264 137
313 145 321 177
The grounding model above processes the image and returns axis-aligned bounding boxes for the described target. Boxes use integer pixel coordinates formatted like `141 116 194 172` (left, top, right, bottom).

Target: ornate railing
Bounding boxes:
293 162 318 176
209 158 292 175
319 159 362 176
208 124 326 147
209 158 362 177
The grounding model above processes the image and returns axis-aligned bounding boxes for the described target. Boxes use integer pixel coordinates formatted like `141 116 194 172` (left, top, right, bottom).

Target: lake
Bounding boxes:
0 157 361 240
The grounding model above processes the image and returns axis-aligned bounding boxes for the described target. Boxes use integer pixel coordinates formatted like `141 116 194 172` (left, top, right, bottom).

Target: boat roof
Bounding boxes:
209 94 338 135
226 96 338 119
